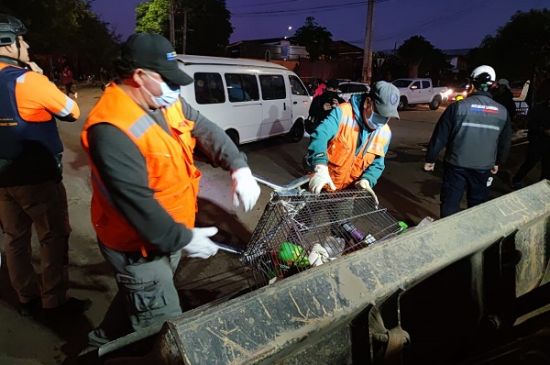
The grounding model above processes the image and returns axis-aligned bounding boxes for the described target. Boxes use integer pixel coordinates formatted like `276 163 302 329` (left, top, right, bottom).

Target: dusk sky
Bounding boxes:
90 0 548 51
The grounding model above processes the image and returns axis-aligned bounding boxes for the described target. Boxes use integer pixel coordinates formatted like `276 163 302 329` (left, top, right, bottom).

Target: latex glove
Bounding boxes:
182 227 220 259
424 162 435 172
491 165 499 174
309 165 336 194
355 179 379 208
232 167 261 212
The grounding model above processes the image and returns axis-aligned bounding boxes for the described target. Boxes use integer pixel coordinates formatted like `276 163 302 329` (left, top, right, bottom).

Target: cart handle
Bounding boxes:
253 175 310 192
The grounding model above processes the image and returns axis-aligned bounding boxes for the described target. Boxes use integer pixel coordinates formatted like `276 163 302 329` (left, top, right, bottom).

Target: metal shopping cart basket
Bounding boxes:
236 176 405 287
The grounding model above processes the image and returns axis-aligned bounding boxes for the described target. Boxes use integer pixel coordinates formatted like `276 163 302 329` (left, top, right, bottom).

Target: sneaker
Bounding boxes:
87 328 110 347
18 298 41 317
44 297 92 314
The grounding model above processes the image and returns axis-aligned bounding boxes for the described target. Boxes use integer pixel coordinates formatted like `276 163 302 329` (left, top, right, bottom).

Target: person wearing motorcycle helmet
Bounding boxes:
0 14 40 72
0 14 88 316
424 65 512 217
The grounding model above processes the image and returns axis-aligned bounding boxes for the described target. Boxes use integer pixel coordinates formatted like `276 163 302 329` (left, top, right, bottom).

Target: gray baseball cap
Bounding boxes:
371 81 400 119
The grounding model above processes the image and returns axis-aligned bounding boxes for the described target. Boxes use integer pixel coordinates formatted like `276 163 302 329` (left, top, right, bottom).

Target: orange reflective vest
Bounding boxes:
327 103 391 189
81 84 200 253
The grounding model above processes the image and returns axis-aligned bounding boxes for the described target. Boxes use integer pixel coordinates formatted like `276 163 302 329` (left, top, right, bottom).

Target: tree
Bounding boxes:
469 9 550 83
293 17 332 61
0 0 119 76
397 35 449 79
136 0 233 56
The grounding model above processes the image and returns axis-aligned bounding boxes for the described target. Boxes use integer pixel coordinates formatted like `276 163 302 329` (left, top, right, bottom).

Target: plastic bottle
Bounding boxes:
340 222 366 244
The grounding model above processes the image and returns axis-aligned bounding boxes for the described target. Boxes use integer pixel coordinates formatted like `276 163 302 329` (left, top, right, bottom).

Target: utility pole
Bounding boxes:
362 0 375 83
169 0 176 46
182 9 188 54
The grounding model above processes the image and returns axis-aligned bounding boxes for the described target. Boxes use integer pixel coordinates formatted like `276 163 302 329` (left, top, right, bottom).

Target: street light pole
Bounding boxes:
182 9 188 54
169 0 176 45
362 0 375 83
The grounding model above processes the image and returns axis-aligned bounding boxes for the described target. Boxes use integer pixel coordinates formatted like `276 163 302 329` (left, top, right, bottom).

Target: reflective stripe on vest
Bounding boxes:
0 66 63 159
81 84 201 253
326 103 391 189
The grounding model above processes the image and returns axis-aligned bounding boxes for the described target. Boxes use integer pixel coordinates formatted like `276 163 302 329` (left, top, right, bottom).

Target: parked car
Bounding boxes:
176 55 311 145
443 82 470 104
392 78 449 110
338 81 370 101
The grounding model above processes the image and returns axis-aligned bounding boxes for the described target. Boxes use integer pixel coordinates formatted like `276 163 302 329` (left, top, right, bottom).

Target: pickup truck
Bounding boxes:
392 78 449 110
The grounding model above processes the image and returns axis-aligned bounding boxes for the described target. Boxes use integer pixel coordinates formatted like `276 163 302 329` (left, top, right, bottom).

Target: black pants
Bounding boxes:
440 163 491 218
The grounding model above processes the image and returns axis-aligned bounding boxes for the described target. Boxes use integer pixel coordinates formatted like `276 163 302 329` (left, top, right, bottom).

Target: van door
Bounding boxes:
224 73 262 143
259 74 292 137
288 74 310 121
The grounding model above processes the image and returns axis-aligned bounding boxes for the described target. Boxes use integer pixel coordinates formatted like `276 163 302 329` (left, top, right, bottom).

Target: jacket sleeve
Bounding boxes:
496 114 512 165
307 106 343 166
425 102 457 163
20 71 80 122
88 123 193 253
181 98 248 171
361 134 390 187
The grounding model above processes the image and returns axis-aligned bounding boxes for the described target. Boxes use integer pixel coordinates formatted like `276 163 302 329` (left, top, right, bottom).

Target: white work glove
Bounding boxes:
182 227 220 259
309 165 336 194
355 179 379 208
231 167 261 212
424 162 435 172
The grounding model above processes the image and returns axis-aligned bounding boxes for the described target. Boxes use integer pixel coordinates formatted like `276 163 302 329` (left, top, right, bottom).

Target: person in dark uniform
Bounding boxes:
424 65 512 218
512 78 550 187
305 79 345 134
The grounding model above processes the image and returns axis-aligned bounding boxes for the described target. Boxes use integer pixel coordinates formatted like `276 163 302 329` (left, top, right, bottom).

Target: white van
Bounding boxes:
176 55 311 145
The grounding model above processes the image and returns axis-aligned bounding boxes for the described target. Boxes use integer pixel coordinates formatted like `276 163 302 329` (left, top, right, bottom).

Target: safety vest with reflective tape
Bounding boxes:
81 83 201 253
0 65 63 159
327 103 391 189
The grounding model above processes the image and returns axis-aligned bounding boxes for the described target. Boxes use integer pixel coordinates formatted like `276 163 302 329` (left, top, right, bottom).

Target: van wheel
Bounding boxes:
398 97 408 111
286 119 304 143
226 129 240 146
430 96 441 110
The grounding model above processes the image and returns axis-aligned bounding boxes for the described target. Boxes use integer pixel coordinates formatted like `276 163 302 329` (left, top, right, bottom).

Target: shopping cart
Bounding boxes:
225 175 405 287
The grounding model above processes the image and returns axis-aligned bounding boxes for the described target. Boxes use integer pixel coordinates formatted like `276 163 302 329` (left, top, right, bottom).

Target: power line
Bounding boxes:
231 0 389 17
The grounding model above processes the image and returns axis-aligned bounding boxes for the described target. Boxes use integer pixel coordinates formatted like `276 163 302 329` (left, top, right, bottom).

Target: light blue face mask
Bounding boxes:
145 73 181 107
366 111 389 130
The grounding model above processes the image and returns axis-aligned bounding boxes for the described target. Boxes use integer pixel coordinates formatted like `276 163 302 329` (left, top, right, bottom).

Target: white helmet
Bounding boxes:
470 65 496 90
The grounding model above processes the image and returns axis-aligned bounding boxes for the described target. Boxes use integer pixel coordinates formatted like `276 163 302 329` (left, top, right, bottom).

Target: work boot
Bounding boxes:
17 298 41 317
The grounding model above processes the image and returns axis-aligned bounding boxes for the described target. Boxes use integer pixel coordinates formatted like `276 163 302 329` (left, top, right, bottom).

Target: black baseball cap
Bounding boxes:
121 33 193 86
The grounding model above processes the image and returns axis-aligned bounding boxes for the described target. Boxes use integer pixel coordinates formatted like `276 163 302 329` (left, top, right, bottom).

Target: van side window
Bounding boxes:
194 72 225 104
259 75 286 100
289 75 308 96
225 73 259 102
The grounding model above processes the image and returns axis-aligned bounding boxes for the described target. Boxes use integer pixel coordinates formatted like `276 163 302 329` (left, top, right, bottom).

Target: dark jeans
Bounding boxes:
440 163 491 218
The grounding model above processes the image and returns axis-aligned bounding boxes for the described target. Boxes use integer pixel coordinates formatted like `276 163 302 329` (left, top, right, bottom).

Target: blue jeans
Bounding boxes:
440 163 491 218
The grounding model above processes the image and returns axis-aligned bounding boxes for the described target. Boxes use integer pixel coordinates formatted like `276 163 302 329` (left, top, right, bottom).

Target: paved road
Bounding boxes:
0 87 534 364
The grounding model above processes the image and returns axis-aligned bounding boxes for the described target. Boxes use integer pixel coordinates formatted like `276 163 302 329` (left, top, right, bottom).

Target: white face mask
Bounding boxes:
144 73 180 107
366 111 390 130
